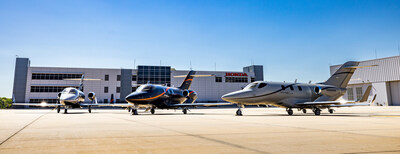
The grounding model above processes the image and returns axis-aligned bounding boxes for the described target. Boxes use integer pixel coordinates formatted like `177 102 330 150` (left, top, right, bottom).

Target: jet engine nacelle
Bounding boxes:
314 86 322 95
317 87 346 97
182 90 189 97
88 92 96 101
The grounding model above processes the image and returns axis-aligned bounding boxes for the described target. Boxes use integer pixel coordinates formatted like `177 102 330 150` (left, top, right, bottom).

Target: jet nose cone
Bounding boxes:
125 92 146 103
221 90 251 103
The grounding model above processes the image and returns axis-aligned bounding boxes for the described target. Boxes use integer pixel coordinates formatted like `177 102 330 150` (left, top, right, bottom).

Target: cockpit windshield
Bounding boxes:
136 85 155 92
244 82 258 90
62 88 77 94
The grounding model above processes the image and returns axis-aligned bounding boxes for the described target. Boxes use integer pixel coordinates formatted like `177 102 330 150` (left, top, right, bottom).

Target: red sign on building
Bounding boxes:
225 73 248 76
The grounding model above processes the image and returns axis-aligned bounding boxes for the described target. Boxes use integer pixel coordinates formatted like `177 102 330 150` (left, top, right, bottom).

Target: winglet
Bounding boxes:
359 85 372 102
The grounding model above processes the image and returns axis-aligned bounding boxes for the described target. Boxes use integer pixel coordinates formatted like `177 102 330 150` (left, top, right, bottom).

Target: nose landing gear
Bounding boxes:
182 108 188 114
313 108 321 115
151 108 155 114
131 109 138 115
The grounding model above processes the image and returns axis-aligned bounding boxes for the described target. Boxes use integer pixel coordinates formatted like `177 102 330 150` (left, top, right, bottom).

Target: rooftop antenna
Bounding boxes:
375 49 378 59
190 61 192 70
134 58 136 69
160 60 162 66
214 62 217 72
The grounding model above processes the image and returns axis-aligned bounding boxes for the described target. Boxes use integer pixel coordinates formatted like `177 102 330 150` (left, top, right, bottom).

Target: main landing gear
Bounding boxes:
302 109 307 114
286 108 293 115
88 106 92 113
131 108 138 115
64 108 68 114
57 107 61 113
151 108 155 114
182 108 188 114
127 107 131 112
313 108 321 115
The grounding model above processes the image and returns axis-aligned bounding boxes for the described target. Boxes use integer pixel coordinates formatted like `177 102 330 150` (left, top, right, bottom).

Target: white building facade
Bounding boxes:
12 58 263 104
330 56 400 106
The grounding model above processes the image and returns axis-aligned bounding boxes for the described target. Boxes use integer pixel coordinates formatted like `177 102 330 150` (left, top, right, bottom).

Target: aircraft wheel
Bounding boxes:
314 109 321 115
236 109 243 116
128 107 131 112
182 108 187 114
328 109 334 114
287 109 293 115
302 109 307 114
132 109 138 115
64 109 68 114
57 107 60 113
151 108 155 114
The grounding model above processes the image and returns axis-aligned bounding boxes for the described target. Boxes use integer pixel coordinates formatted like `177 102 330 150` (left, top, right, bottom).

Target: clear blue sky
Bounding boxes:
1 0 400 97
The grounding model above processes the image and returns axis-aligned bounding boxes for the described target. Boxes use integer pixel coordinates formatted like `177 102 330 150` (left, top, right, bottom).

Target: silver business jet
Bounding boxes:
222 61 377 116
13 75 101 113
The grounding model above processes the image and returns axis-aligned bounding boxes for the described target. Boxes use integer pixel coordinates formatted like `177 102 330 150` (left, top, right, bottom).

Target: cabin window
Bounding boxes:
298 86 302 91
289 85 294 91
258 83 267 88
281 85 286 90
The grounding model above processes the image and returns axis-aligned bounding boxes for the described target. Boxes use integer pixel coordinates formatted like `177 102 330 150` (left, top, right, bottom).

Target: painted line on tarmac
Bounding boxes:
110 116 268 154
0 110 51 147
371 115 400 117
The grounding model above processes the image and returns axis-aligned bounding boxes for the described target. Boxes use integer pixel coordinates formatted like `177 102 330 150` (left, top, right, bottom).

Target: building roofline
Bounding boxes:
330 55 400 67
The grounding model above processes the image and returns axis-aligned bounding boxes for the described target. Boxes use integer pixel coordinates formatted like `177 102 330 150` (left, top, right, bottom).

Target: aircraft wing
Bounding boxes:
169 102 232 107
12 103 61 107
80 103 133 107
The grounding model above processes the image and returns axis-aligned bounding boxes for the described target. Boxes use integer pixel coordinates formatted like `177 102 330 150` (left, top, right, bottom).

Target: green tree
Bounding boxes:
0 97 12 109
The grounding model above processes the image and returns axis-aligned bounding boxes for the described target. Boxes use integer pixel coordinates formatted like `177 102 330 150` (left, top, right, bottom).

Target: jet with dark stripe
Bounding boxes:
125 70 231 115
222 61 377 116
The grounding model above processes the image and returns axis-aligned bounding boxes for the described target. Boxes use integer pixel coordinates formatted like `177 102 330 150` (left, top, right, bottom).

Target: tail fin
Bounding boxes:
179 71 196 90
324 61 360 88
79 75 84 91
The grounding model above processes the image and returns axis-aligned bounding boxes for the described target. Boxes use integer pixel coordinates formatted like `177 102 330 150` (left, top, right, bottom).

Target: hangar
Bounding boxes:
12 58 263 104
330 56 400 106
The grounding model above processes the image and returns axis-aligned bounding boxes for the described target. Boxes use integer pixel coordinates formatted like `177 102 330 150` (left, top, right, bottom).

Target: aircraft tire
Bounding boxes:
183 109 187 114
328 109 334 114
57 107 60 113
151 108 155 114
64 109 68 114
236 109 243 116
132 109 138 115
287 109 293 115
314 109 321 115
302 109 307 114
128 107 131 112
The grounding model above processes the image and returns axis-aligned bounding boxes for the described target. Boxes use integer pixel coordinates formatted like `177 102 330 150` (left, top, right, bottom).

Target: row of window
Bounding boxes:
30 99 58 103
216 77 255 83
31 86 80 93
225 77 249 83
32 73 82 80
281 85 302 91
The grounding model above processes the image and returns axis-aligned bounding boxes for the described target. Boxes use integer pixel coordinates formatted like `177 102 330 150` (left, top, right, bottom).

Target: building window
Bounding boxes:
116 99 121 103
347 88 354 100
104 87 109 93
117 75 121 81
137 66 171 85
31 73 82 80
105 74 109 81
251 78 255 82
215 77 222 82
30 86 80 93
356 87 363 101
132 75 137 81
116 87 120 93
225 77 248 83
104 99 108 103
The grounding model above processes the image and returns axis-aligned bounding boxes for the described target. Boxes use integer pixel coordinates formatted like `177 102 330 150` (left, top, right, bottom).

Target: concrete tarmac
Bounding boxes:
1 107 400 154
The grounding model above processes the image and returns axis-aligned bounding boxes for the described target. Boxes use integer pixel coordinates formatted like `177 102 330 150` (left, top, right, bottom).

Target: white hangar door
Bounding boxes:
389 81 400 106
